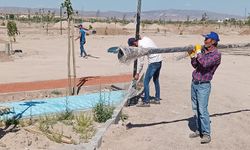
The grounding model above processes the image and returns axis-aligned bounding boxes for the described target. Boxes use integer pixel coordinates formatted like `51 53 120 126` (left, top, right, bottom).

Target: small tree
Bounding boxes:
45 10 55 34
7 20 19 53
62 0 76 95
62 0 73 19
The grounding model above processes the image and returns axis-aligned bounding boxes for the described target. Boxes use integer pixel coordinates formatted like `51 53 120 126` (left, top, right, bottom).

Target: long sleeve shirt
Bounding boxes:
191 48 221 82
137 37 163 74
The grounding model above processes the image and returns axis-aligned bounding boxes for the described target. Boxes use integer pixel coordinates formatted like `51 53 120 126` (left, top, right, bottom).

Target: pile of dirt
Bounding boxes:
124 23 136 29
95 27 129 35
52 21 68 29
239 29 250 35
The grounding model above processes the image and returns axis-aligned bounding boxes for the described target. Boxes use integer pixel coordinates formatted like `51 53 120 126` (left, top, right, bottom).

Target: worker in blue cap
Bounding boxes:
188 31 221 144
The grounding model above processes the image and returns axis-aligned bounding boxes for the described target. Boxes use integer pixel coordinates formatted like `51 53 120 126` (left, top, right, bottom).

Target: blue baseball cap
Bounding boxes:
203 31 220 42
128 38 137 46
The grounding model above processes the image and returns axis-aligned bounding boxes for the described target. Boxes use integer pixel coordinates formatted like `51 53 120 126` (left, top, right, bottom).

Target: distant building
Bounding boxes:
19 14 28 19
217 20 223 23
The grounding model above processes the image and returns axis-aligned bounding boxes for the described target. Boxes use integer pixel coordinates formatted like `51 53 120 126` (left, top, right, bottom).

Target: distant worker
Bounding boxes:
188 32 221 144
128 37 163 107
75 24 88 58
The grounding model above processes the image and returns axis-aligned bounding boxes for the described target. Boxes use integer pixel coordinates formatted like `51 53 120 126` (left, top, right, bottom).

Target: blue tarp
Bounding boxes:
0 90 125 120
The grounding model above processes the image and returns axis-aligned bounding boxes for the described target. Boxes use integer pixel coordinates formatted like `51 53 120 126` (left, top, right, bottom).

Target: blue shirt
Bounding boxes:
80 29 86 43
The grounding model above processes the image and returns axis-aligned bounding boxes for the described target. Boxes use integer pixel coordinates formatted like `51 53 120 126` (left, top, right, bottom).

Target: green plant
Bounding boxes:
57 111 74 124
246 16 250 26
61 0 74 19
74 113 95 142
7 21 19 42
4 118 19 126
88 25 93 30
38 115 64 143
93 100 114 123
46 132 63 143
44 10 55 34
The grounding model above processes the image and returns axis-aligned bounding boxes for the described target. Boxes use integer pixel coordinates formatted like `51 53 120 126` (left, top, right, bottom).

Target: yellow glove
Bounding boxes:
188 49 196 58
194 44 202 54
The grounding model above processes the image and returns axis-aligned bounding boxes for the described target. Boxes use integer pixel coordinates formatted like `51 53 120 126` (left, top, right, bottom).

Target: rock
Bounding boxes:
27 140 32 146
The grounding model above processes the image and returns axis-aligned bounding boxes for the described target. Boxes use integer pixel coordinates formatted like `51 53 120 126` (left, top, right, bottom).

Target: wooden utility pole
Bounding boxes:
133 0 142 77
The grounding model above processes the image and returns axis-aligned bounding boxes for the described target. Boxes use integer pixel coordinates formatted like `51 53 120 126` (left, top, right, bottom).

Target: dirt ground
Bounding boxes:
100 52 250 150
0 22 250 149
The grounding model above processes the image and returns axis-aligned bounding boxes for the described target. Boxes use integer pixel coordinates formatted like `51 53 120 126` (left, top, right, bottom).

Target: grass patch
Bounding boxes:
38 111 95 144
74 113 95 142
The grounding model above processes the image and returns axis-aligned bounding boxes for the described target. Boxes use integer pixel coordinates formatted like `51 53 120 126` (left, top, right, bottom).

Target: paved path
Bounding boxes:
0 74 132 93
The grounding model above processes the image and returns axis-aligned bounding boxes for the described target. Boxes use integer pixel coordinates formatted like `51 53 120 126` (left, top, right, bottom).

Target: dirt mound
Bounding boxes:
53 21 68 29
124 23 136 29
95 27 129 35
239 29 250 35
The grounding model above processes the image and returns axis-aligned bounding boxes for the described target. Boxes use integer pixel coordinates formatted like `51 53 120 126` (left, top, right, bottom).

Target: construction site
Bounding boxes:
0 0 250 150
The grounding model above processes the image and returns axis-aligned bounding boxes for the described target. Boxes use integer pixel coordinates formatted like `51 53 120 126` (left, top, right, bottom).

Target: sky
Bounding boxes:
1 0 250 16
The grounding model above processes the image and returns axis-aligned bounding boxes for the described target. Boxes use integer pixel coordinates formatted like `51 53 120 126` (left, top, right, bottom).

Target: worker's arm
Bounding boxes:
197 53 221 68
134 57 144 80
75 31 81 41
189 44 202 68
191 57 198 68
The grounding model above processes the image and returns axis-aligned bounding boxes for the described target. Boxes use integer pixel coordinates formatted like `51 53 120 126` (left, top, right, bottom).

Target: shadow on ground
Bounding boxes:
126 109 250 131
76 76 99 94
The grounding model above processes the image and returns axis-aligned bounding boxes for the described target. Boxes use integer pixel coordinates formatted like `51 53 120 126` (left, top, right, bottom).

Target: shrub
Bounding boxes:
93 100 114 123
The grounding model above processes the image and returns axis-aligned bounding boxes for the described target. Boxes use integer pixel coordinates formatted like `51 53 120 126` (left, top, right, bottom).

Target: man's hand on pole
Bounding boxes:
194 44 202 54
134 73 140 80
188 44 202 58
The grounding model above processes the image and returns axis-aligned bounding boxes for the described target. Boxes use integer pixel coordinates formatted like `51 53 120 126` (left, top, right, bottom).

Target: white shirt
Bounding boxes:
137 37 163 74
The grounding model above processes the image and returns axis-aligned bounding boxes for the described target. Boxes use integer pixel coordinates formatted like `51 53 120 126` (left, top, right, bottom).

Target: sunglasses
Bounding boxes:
204 38 210 41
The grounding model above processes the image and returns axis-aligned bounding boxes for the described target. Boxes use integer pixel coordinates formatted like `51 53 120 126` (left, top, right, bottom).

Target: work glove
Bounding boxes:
188 49 196 58
194 44 202 54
